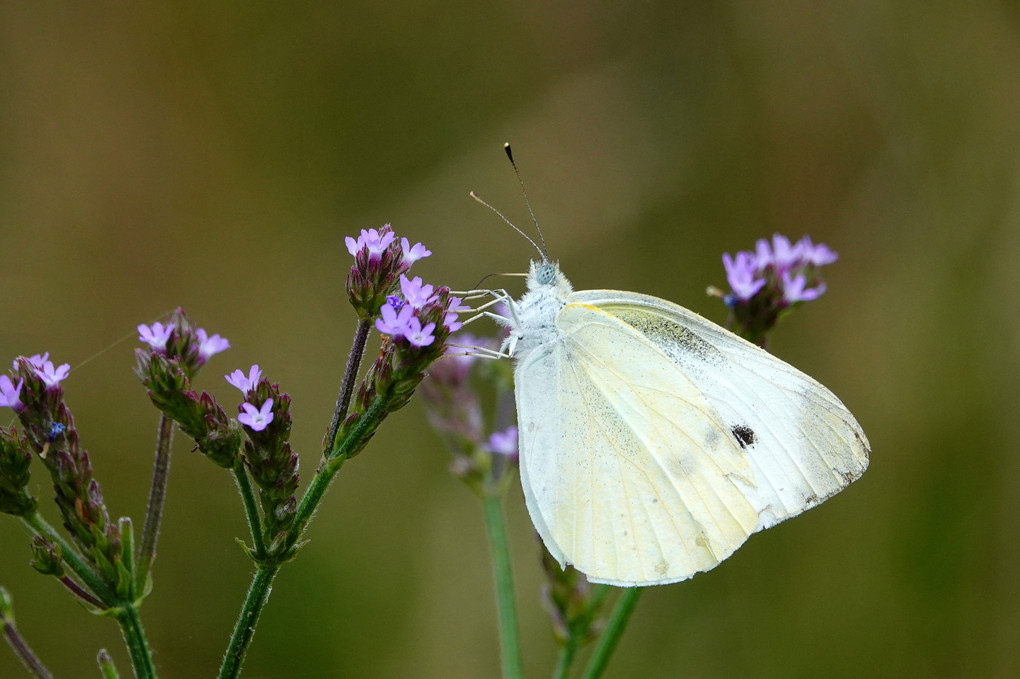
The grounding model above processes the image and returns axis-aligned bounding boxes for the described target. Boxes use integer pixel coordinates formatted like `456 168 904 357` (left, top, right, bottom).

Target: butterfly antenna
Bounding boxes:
503 142 549 259
469 190 545 259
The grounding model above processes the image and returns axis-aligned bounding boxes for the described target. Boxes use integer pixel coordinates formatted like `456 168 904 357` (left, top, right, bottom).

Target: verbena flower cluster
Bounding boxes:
0 350 126 597
718 233 838 345
336 225 464 459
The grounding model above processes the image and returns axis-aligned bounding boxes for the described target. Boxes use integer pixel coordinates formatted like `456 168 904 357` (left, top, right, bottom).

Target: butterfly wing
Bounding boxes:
515 292 869 587
572 289 870 530
516 302 762 586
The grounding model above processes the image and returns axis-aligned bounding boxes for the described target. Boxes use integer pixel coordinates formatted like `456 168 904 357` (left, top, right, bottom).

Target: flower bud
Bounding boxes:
30 536 64 577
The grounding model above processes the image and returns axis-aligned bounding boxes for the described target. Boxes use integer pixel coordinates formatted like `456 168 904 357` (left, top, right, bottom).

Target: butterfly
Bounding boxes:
501 257 870 587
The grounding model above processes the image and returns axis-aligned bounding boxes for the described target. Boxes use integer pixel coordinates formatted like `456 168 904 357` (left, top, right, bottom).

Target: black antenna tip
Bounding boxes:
503 142 514 164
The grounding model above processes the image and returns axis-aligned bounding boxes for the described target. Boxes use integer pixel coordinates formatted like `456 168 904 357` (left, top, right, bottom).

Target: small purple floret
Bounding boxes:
722 252 767 301
781 272 827 303
400 275 437 309
238 398 274 432
138 322 175 352
226 365 263 394
0 375 24 410
36 360 70 388
346 227 396 261
404 317 436 347
769 234 803 271
486 426 519 460
376 302 415 338
401 238 432 264
196 328 230 361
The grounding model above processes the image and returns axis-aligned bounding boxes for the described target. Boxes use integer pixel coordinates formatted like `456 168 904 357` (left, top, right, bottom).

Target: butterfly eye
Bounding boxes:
535 262 558 286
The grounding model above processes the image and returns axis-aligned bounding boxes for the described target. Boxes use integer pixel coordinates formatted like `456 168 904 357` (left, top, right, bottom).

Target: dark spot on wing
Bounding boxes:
731 424 755 448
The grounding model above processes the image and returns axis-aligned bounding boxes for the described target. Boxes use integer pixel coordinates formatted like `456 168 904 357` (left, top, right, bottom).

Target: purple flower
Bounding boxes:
799 236 839 266
35 361 70 388
0 375 24 410
399 275 437 308
444 312 463 333
226 365 263 394
770 234 804 272
138 322 175 352
404 317 437 348
238 399 274 432
13 353 49 371
401 238 432 265
781 271 827 303
345 227 396 261
376 301 414 338
486 426 519 460
196 328 230 361
442 296 470 333
722 251 767 301
449 296 470 312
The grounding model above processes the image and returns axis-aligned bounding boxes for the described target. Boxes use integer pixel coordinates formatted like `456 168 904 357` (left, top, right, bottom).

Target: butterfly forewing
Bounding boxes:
572 290 870 531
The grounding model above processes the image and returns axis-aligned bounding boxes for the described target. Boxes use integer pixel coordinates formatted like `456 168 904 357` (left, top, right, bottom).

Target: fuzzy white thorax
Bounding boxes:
503 260 574 359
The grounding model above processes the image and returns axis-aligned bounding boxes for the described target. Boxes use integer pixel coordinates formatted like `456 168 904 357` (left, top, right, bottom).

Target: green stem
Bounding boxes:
552 637 578 679
114 604 155 679
232 460 266 558
20 513 116 606
581 588 643 679
481 492 522 679
218 563 280 679
136 415 175 593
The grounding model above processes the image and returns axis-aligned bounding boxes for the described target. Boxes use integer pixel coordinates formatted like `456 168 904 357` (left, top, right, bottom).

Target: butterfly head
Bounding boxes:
526 259 573 298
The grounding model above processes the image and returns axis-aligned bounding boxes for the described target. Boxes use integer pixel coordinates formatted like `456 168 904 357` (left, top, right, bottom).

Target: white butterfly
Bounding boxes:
502 258 870 587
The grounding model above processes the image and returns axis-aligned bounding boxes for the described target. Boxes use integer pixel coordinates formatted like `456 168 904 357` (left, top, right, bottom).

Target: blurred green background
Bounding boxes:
1 2 1018 677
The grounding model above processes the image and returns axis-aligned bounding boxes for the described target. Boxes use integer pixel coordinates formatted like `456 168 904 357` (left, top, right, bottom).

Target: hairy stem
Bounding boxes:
114 604 155 679
232 460 266 558
325 319 371 453
136 414 175 592
218 564 280 679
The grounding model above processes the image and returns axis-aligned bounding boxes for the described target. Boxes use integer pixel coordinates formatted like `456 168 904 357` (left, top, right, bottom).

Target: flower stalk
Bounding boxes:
580 588 643 679
136 413 174 594
482 490 523 679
